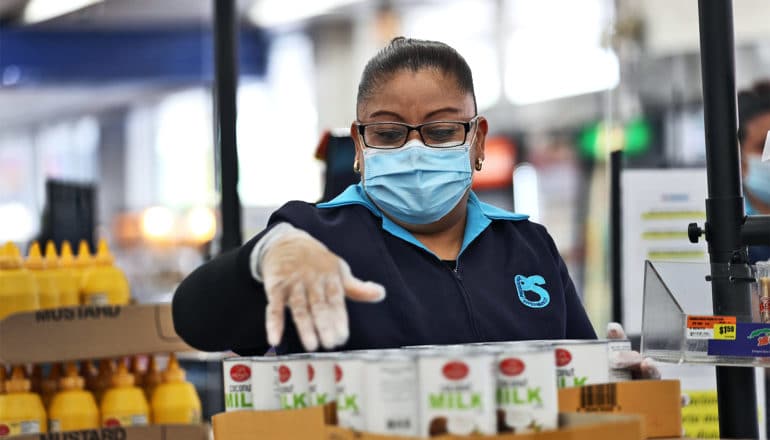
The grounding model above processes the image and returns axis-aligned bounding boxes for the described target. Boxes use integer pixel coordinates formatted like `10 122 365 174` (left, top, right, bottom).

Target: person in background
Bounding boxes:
172 37 656 378
738 81 770 263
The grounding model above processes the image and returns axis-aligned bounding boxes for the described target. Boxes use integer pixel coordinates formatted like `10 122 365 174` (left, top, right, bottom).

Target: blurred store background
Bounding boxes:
2 0 770 425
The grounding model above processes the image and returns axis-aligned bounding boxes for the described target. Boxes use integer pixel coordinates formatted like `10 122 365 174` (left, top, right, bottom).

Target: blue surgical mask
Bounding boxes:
363 139 473 225
745 155 770 204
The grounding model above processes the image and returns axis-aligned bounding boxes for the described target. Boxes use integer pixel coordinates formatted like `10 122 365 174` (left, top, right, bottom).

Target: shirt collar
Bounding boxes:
318 183 528 258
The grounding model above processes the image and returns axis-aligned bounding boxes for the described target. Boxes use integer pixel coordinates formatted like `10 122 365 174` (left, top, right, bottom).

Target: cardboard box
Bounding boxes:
11 424 209 440
0 304 194 364
212 405 645 440
558 380 682 438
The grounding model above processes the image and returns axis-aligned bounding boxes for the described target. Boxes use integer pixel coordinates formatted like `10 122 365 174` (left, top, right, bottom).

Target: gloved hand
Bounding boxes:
606 322 661 380
255 223 386 351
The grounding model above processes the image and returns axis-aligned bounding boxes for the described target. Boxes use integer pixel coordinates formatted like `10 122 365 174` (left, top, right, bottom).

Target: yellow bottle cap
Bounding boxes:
44 241 60 269
0 242 23 269
111 360 135 388
59 362 84 391
75 240 92 268
60 241 75 268
5 366 31 393
162 353 186 383
25 242 45 270
93 239 115 266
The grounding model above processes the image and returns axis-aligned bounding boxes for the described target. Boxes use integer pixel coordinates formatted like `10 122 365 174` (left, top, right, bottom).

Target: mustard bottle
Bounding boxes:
0 366 47 435
40 364 62 410
92 359 115 404
151 353 201 424
0 365 6 393
81 239 130 305
100 360 149 427
74 241 93 302
25 242 60 309
48 362 99 432
142 355 163 402
0 242 40 320
45 241 79 307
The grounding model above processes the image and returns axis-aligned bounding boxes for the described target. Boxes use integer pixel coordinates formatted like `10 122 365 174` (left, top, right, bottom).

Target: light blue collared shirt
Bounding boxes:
317 184 528 259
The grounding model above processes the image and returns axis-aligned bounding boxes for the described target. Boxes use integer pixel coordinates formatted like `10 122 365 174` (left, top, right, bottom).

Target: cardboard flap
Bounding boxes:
213 405 328 440
558 380 681 439
0 304 194 364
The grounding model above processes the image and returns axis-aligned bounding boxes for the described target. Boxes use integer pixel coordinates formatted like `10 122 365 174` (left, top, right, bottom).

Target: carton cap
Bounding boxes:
44 241 60 269
25 242 45 270
74 240 92 268
59 362 85 391
111 361 135 388
60 241 75 268
0 242 23 269
162 353 186 383
93 239 115 265
5 366 31 393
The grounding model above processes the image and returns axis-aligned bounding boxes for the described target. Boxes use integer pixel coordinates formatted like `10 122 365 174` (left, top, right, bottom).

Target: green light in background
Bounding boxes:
578 117 651 159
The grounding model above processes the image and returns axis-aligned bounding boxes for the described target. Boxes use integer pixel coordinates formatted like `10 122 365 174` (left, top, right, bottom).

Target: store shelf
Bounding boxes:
641 260 770 367
0 303 194 364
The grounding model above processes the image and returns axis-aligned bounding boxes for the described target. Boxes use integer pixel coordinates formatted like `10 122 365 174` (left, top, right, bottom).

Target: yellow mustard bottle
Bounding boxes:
0 242 40 320
0 366 47 436
45 241 79 307
25 242 60 310
74 241 93 303
91 359 115 405
49 362 99 432
40 364 62 410
100 360 149 428
142 355 163 402
81 240 130 306
151 353 201 424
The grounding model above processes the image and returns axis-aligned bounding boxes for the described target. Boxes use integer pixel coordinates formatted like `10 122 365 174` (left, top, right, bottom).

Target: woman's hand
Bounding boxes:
257 224 386 351
607 322 661 379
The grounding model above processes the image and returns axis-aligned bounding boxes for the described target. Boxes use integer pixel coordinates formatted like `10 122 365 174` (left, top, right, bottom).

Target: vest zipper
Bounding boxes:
447 259 481 339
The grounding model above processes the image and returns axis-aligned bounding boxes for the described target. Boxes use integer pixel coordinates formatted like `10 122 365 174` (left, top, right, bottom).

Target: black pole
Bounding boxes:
609 149 623 325
697 1 757 437
214 0 242 251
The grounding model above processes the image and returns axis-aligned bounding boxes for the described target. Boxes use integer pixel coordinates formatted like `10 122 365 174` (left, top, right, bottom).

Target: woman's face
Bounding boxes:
351 68 488 178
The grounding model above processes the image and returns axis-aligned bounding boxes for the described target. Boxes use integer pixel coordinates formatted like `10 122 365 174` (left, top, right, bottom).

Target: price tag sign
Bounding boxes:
713 324 736 340
686 315 737 340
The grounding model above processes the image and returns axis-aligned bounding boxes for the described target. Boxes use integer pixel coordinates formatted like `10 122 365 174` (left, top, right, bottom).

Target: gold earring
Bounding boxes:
475 158 483 171
353 159 360 174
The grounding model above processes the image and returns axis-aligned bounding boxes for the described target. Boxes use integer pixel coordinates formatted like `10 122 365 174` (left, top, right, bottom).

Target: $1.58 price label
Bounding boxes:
686 315 737 340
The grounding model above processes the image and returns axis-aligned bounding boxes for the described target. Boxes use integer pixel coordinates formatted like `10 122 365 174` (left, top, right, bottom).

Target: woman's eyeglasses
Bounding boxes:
356 116 479 149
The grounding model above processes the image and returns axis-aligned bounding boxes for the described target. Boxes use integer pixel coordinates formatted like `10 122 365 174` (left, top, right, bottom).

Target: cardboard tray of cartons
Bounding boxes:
0 304 194 364
212 405 645 440
10 423 210 440
558 380 682 439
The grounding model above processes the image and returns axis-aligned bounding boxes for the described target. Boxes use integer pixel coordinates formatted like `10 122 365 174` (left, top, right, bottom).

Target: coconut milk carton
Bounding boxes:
335 357 366 430
495 344 558 433
222 357 253 411
275 355 310 410
308 354 337 406
250 357 281 410
552 340 610 388
417 348 496 436
363 352 419 436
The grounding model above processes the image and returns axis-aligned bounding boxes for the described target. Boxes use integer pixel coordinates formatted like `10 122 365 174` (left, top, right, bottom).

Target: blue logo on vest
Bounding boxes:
515 274 550 308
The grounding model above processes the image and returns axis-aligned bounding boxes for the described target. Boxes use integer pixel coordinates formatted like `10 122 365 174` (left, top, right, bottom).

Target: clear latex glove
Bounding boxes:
607 322 661 380
254 223 386 351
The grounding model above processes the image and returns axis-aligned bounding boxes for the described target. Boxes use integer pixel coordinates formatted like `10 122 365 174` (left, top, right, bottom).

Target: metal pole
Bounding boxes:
697 0 757 437
609 149 623 325
214 0 242 251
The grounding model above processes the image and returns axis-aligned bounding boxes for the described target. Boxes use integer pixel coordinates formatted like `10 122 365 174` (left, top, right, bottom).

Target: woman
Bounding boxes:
173 38 648 375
